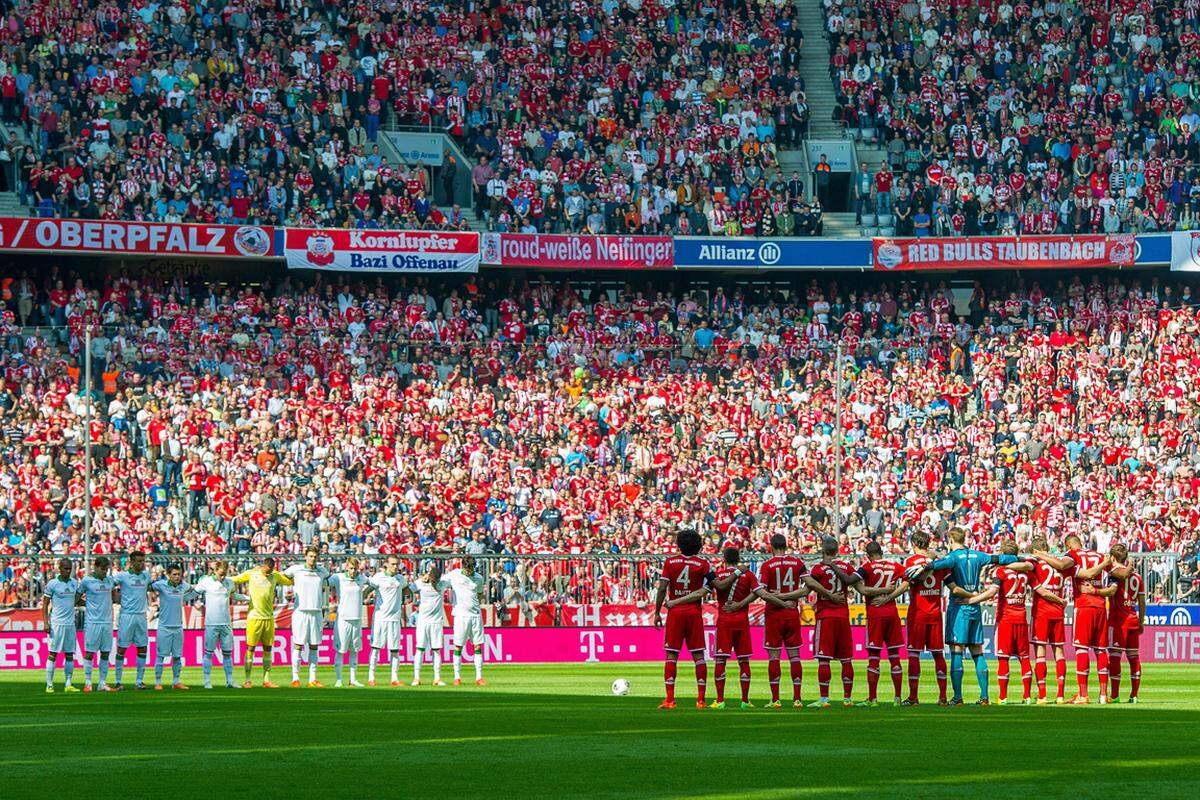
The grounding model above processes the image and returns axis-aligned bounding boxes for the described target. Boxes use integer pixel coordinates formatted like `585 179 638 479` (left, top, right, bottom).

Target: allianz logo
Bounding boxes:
1144 608 1193 625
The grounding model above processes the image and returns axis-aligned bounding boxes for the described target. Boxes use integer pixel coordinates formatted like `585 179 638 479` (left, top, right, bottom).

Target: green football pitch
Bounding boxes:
5 662 1199 799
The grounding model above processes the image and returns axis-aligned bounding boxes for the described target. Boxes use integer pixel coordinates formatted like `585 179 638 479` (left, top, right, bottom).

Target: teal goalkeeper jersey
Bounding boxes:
930 548 1020 608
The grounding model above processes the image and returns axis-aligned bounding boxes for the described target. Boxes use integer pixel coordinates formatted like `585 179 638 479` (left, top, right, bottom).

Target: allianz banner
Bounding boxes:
874 234 1136 271
284 228 479 273
673 236 872 270
482 233 672 269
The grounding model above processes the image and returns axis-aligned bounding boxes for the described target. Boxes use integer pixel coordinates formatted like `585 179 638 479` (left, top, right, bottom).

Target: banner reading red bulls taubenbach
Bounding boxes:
284 228 479 273
873 234 1135 271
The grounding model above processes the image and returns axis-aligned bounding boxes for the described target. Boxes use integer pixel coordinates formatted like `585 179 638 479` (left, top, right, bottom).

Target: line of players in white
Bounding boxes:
40 551 488 692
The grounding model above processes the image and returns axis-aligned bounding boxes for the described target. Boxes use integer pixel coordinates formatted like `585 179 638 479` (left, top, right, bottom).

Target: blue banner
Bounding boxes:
673 236 872 270
1144 605 1200 626
1136 233 1171 265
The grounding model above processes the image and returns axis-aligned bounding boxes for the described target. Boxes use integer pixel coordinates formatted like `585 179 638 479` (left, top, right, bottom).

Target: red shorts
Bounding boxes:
1073 605 1108 649
1032 614 1065 646
715 622 753 658
866 614 904 650
906 615 943 652
995 619 1030 657
1108 617 1141 651
764 611 803 650
664 609 705 654
814 615 853 660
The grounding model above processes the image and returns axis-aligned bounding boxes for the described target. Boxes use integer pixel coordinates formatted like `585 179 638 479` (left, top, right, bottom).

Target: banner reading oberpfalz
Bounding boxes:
481 232 672 269
284 228 479 273
873 234 1136 271
0 217 274 258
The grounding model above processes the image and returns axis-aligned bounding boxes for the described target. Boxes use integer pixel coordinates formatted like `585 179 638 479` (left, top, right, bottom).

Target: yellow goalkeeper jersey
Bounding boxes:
232 569 293 620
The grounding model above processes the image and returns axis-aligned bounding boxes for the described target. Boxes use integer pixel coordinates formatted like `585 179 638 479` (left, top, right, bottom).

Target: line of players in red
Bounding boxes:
652 530 1146 709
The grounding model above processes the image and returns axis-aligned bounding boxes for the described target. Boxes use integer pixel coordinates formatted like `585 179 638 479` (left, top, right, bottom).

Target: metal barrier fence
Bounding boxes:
0 551 1185 613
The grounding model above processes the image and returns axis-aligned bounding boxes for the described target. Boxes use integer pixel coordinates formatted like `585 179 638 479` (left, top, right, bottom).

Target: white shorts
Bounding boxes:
49 623 77 654
84 623 113 653
415 619 444 651
205 625 234 653
371 619 401 652
157 627 184 659
335 619 363 654
118 614 148 648
453 614 485 648
292 610 323 647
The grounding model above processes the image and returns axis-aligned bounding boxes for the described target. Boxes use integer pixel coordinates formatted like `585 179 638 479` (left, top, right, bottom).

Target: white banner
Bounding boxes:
1170 231 1200 271
283 228 479 273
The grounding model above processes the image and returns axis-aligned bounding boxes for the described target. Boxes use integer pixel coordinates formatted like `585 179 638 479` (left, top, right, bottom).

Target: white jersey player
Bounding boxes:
78 556 116 691
367 555 409 686
412 564 451 686
194 561 240 689
445 557 488 686
112 550 152 689
149 563 193 690
327 557 367 687
42 558 80 692
283 547 329 687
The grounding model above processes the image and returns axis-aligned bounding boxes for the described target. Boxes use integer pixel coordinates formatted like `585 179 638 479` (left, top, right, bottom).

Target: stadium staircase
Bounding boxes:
378 126 487 233
0 119 29 216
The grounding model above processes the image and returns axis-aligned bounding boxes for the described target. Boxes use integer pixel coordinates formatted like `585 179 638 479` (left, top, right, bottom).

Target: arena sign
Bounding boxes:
481 232 672 269
873 234 1136 271
284 228 479 273
0 217 275 258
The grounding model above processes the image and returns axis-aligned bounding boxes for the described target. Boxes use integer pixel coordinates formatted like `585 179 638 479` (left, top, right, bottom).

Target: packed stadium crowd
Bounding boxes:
825 0 1200 235
0 0 819 236
0 267 1198 608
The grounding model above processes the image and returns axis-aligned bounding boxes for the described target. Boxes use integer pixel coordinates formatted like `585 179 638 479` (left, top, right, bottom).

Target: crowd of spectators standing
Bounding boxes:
825 0 1200 235
0 266 1197 606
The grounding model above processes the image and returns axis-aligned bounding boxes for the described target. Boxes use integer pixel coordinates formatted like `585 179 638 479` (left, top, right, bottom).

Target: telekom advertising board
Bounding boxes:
2 626 1198 669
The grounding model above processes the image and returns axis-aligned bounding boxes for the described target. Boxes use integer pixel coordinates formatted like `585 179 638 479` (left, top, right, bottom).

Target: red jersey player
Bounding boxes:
899 531 950 705
755 534 811 708
710 547 766 709
840 541 907 705
654 529 714 709
1035 534 1116 704
1029 536 1069 703
965 542 1035 704
782 537 855 708
1104 543 1145 703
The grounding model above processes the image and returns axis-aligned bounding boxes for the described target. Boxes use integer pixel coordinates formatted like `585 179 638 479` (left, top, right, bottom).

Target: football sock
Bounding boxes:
136 654 146 684
172 659 181 684
85 657 94 686
244 656 254 682
694 659 707 704
1075 651 1090 696
866 652 880 701
738 658 751 702
663 658 677 702
1109 651 1122 698
950 651 964 700
63 658 74 686
973 653 989 700
369 648 379 682
1055 657 1067 697
99 657 110 685
432 651 442 681
390 654 400 683
349 664 358 683
907 655 920 701
888 654 903 699
203 650 214 684
222 652 233 684
933 652 948 700
1019 656 1032 699
474 651 483 680
1095 649 1109 696
789 655 803 702
292 650 302 682
997 657 1009 701
840 659 854 700
335 658 344 683
453 649 463 680
45 658 56 687
413 648 424 682
714 659 726 703
817 659 831 700
115 659 124 686
1035 656 1047 699
768 658 781 703
309 657 317 682
155 656 165 684
1129 656 1141 699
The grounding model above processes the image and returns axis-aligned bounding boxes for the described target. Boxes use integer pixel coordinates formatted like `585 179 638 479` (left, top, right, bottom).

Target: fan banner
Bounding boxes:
873 234 1136 271
284 228 479 272
0 217 274 258
1170 231 1200 271
481 232 672 269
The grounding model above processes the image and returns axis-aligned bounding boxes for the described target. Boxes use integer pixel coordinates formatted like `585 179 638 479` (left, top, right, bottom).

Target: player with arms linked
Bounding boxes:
654 529 715 709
